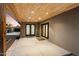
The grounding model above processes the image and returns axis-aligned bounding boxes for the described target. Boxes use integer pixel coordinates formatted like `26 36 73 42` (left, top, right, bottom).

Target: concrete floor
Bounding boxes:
6 37 70 56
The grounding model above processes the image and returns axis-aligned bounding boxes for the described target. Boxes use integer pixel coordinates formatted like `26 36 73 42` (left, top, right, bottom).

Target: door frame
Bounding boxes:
25 24 36 36
41 23 49 39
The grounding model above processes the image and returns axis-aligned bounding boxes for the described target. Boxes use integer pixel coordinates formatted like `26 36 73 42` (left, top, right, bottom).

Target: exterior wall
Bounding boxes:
40 7 79 55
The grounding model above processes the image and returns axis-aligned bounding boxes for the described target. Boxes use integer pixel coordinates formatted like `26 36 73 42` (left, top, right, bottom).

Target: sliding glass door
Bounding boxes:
26 24 35 36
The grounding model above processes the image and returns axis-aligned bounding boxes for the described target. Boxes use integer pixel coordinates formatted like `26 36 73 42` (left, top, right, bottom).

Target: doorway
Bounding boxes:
25 24 36 36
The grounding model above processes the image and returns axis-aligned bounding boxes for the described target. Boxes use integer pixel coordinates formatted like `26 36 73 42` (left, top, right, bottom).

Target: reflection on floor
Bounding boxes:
6 37 71 56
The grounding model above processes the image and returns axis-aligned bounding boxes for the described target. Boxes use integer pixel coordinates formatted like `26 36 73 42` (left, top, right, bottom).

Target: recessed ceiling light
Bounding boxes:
38 17 41 20
31 11 34 14
46 12 48 15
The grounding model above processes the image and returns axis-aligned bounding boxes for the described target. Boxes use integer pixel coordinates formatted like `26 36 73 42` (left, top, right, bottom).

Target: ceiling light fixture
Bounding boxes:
46 12 48 15
31 11 34 14
38 17 41 20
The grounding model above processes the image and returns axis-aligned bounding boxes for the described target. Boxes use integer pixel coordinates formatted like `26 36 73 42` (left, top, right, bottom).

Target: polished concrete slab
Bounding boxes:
6 37 70 56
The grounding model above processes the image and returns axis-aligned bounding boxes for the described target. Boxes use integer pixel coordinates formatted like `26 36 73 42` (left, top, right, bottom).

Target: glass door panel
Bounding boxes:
46 24 48 37
43 25 45 36
31 25 35 35
26 24 35 36
26 25 30 35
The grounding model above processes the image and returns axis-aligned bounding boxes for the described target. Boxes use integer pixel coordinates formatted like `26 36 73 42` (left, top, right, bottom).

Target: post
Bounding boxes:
0 4 6 56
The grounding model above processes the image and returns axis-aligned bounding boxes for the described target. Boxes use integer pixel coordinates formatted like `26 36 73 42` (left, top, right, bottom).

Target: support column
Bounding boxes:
0 4 6 56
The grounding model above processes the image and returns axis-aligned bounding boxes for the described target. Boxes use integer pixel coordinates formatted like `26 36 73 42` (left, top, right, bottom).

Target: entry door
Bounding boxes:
26 24 35 36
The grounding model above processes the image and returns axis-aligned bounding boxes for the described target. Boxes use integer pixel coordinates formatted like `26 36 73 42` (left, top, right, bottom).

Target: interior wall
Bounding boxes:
20 23 26 37
40 7 79 55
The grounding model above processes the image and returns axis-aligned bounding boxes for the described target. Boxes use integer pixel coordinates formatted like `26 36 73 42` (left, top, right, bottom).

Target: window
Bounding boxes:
41 23 49 39
25 24 35 36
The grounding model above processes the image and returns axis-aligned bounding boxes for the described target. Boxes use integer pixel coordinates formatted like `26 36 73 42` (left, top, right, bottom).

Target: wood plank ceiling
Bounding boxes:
6 3 79 22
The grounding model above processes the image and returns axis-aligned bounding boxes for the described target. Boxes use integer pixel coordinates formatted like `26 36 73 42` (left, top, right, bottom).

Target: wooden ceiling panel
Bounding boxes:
6 3 79 22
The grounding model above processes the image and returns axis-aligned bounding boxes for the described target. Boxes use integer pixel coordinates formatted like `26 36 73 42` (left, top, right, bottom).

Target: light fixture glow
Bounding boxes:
38 17 41 20
31 11 34 14
46 12 48 15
